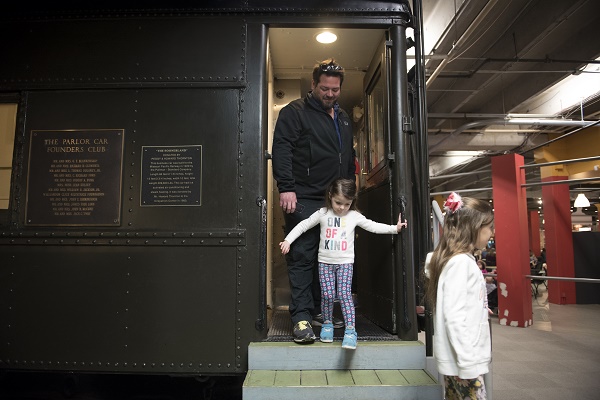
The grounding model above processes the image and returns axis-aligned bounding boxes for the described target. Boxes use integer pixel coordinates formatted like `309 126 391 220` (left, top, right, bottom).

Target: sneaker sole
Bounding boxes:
342 344 356 349
320 338 333 343
293 336 316 344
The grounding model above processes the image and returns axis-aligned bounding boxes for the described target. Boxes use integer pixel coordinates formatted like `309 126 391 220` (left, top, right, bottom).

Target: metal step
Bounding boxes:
248 341 426 370
244 341 442 399
247 310 443 399
243 368 442 400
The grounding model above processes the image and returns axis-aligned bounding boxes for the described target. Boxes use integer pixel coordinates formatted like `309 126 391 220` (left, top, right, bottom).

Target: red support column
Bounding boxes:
541 176 576 304
528 210 541 257
491 154 532 327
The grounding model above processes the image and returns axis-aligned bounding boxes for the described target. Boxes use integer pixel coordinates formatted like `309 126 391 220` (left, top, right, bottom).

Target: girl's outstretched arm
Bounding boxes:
396 213 408 232
279 240 291 254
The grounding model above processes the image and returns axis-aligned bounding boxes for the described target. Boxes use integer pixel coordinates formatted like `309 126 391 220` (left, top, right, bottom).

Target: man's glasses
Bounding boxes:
320 63 343 72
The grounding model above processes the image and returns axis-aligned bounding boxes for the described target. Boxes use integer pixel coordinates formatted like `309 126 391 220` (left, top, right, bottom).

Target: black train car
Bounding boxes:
0 0 429 376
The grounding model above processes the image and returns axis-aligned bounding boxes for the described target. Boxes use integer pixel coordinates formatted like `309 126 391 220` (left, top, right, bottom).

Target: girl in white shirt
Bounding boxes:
280 178 407 349
424 192 494 399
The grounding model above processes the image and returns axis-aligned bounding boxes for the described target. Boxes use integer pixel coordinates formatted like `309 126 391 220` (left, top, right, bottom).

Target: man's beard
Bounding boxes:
319 97 336 110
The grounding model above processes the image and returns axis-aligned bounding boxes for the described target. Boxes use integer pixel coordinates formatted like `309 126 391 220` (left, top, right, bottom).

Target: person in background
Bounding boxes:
279 178 407 349
484 248 496 266
538 247 546 265
481 247 488 261
529 250 538 268
272 58 356 344
424 192 494 399
476 259 487 273
476 259 497 311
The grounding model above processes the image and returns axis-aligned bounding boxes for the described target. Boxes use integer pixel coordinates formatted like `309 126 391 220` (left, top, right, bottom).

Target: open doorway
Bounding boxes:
265 26 389 318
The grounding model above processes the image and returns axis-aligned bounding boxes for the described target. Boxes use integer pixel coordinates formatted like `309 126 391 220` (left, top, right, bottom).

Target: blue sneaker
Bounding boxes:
320 323 334 343
342 328 357 350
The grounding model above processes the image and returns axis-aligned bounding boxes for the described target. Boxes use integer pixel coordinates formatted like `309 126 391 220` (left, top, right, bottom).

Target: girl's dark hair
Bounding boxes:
423 196 494 312
325 178 357 211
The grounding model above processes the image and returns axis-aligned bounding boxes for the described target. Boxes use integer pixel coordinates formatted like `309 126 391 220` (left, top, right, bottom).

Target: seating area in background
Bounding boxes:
531 263 548 297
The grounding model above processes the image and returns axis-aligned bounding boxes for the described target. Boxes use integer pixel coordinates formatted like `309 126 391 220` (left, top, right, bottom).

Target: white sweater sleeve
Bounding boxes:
283 209 322 244
354 212 398 234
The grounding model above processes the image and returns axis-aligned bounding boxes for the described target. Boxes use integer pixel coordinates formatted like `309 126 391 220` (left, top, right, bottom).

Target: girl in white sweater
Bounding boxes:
424 192 494 399
280 178 407 349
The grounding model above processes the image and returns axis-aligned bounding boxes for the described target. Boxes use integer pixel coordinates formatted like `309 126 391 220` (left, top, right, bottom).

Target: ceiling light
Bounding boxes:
316 31 337 44
573 193 590 208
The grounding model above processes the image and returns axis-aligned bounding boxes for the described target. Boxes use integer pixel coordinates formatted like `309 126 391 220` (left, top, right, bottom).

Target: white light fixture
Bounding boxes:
574 193 590 208
316 31 337 44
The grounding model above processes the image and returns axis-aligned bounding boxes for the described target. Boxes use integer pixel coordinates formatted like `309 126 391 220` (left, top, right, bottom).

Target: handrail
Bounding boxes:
520 155 600 169
525 275 600 283
484 272 600 284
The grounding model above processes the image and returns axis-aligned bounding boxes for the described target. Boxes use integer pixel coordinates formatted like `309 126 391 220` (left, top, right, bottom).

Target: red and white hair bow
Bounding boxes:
443 192 463 213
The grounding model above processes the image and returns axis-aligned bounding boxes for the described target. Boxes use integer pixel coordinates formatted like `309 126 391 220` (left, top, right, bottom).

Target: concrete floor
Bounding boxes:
490 286 600 400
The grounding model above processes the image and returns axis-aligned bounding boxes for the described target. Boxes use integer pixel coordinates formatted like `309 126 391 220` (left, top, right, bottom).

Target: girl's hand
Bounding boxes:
279 240 291 254
396 213 408 232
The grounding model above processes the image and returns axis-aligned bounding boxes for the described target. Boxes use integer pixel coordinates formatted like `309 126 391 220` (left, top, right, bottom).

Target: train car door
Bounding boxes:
355 36 396 333
355 27 417 339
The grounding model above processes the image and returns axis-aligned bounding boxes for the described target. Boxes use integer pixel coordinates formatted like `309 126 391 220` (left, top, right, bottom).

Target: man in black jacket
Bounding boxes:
272 59 356 343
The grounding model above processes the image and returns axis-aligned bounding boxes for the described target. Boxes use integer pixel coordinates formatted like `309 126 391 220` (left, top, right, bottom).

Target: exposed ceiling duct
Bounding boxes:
429 118 598 152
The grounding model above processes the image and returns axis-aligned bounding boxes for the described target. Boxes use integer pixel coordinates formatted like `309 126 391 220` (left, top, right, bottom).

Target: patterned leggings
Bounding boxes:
318 262 355 327
444 375 487 399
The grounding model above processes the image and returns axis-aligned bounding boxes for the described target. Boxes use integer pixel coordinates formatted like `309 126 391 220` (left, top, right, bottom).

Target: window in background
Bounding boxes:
0 104 17 209
366 69 386 171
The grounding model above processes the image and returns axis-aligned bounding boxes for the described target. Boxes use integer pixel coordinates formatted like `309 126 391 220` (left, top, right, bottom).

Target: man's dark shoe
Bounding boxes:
312 313 344 329
293 320 316 344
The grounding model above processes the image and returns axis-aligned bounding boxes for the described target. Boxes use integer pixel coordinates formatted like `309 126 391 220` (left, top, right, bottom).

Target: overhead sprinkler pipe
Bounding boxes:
426 0 499 86
429 118 597 152
429 113 560 119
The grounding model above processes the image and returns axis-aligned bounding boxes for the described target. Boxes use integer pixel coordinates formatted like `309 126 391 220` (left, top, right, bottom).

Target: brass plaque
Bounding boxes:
25 129 124 226
140 145 202 207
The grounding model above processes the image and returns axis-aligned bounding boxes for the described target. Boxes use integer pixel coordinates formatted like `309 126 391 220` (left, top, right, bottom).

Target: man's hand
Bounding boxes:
279 192 298 214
